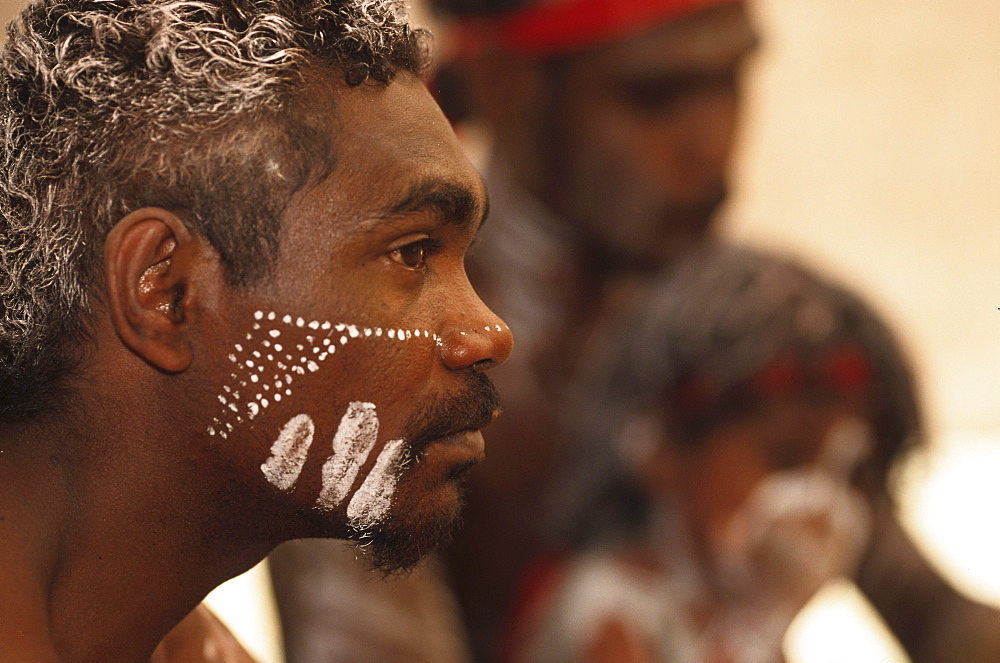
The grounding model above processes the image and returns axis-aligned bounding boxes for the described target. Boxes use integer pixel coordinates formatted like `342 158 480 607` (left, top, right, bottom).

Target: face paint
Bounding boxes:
260 413 315 491
213 312 509 525
710 416 874 602
207 311 445 440
316 401 380 510
346 437 408 528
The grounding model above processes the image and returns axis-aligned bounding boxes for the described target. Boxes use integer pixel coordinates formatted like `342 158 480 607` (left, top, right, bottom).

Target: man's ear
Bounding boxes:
105 207 204 373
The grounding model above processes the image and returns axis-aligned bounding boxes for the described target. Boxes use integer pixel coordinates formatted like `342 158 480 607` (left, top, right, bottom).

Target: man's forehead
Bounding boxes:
361 173 490 235
284 71 487 236
586 4 758 76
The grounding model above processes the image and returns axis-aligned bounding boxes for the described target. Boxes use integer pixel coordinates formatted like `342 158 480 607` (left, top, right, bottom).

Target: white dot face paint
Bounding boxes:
260 414 315 491
346 437 407 528
316 401 380 510
210 310 448 523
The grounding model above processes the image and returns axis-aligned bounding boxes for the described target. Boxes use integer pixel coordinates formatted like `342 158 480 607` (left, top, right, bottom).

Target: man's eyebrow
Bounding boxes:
377 178 488 231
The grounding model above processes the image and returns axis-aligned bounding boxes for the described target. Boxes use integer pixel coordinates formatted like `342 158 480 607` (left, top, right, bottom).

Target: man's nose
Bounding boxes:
438 298 513 373
673 88 740 200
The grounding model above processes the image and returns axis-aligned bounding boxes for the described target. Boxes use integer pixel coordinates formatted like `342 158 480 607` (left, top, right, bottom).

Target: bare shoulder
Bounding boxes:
152 604 257 663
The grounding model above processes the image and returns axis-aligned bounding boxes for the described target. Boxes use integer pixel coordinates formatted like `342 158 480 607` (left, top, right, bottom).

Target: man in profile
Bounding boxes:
271 1 757 659
0 0 511 660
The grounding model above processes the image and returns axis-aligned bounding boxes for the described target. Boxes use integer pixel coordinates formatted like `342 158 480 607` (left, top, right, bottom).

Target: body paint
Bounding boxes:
260 413 315 491
346 437 407 528
208 311 508 516
316 401 380 510
208 312 446 440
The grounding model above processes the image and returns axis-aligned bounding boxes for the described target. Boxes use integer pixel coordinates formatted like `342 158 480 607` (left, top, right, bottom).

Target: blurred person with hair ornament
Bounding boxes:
507 243 1000 663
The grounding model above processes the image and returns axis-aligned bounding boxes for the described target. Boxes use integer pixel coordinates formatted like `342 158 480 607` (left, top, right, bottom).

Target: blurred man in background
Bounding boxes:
433 1 755 658
272 1 1000 660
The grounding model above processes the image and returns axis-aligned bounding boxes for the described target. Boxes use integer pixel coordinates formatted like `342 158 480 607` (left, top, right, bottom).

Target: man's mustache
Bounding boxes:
403 372 502 457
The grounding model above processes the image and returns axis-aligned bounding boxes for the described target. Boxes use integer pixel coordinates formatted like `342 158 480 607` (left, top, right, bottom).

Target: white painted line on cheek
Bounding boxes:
316 401 380 510
346 437 407 528
261 413 315 491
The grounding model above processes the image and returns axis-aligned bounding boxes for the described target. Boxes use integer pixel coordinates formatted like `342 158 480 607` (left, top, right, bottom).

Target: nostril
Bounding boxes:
471 358 496 372
438 320 512 371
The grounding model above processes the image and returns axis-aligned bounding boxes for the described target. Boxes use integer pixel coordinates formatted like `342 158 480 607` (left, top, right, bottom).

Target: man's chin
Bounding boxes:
348 482 467 577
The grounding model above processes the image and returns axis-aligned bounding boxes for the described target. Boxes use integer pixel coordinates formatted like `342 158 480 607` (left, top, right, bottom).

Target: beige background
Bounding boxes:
728 2 1000 659
2 1 998 661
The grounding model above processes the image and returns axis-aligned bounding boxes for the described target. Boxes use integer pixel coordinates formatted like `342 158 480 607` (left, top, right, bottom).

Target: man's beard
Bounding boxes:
349 372 501 576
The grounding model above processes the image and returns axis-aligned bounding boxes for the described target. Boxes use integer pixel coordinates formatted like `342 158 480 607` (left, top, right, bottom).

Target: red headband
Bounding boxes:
672 345 875 417
453 0 743 58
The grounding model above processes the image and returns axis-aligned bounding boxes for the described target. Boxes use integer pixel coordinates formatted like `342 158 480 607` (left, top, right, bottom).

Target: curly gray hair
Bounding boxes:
0 0 431 420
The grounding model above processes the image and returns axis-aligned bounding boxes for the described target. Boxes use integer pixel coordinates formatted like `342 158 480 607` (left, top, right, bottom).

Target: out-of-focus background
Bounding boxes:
726 2 1000 660
1 0 996 660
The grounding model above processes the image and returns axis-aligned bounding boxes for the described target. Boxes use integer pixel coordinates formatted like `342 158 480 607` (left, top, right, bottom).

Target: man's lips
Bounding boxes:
402 373 502 459
469 405 502 433
433 429 486 457
424 407 500 453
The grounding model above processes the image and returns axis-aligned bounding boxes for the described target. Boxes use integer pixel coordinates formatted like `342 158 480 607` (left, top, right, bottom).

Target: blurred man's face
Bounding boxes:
537 3 757 268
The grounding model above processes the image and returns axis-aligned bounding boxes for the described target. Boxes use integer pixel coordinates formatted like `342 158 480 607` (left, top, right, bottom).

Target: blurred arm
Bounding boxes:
856 499 1000 662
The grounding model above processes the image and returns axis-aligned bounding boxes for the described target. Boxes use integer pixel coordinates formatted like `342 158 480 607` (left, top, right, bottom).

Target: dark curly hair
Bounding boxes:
425 0 531 18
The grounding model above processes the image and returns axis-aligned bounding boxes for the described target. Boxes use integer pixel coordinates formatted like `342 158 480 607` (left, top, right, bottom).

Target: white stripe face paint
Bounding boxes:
316 401 381 510
347 437 408 528
260 413 315 491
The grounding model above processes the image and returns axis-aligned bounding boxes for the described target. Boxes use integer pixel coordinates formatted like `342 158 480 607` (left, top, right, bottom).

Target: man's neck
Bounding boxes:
0 400 277 662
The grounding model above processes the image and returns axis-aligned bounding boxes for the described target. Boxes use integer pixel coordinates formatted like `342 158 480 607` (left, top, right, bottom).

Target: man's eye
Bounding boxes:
621 72 738 115
391 241 427 270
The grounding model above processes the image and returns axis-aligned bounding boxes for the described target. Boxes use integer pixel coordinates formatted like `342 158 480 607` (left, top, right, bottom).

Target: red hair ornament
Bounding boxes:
454 0 743 58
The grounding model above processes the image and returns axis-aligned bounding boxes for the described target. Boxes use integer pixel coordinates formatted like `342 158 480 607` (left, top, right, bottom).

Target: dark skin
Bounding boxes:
0 70 511 662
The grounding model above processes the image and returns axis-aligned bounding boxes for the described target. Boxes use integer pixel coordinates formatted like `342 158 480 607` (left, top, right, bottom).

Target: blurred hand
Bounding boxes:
708 417 874 662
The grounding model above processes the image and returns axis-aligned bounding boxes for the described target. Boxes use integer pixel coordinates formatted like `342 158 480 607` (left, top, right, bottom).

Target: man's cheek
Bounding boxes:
259 404 409 527
342 437 408 529
207 311 339 440
315 401 381 509
207 309 441 524
260 413 315 491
